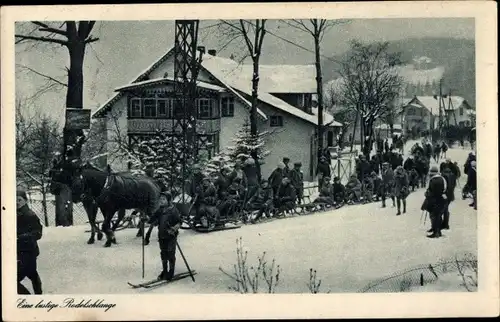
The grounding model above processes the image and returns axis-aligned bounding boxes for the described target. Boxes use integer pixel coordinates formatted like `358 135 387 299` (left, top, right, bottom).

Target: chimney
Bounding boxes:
208 49 217 56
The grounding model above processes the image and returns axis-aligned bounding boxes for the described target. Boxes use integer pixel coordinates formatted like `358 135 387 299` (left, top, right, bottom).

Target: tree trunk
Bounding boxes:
362 117 374 158
250 55 261 179
57 39 86 226
41 182 49 227
314 32 324 156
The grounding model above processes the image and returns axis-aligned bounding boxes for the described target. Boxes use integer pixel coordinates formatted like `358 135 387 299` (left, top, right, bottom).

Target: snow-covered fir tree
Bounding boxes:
226 118 270 164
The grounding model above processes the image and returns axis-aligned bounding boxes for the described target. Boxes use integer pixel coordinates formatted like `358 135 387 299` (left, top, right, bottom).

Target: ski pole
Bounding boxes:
141 213 145 279
176 241 196 282
423 211 428 226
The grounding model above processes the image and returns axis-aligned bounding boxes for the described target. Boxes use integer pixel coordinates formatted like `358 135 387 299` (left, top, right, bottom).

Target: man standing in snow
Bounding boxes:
17 190 43 294
422 166 447 238
289 162 304 205
147 192 181 281
316 156 331 188
441 166 457 230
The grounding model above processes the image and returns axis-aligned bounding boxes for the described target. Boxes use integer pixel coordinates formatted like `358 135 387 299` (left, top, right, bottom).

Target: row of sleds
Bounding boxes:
174 189 412 233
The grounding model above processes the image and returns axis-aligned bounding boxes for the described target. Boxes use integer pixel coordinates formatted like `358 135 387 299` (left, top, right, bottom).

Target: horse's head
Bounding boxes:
49 156 85 197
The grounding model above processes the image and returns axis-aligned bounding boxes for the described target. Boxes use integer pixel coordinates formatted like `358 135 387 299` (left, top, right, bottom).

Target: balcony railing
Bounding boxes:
128 118 221 134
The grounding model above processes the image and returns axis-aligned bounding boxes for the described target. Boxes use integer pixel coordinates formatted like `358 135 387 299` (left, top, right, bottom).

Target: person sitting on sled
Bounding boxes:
248 179 274 223
276 177 297 214
371 172 383 202
313 176 334 206
332 177 346 206
218 177 246 218
197 177 219 227
146 192 181 281
345 174 362 204
362 175 375 204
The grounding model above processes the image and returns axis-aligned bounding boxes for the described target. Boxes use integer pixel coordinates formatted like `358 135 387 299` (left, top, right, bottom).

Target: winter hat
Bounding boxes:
17 190 28 201
160 191 172 202
283 157 290 163
294 162 302 167
429 166 439 173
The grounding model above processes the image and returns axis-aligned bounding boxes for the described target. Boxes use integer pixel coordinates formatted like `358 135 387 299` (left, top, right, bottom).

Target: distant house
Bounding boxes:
402 96 474 134
91 48 341 181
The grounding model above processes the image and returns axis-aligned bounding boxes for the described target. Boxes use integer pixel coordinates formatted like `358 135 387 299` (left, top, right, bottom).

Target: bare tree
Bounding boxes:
16 21 99 225
16 100 62 226
280 19 348 156
337 40 403 157
218 19 267 177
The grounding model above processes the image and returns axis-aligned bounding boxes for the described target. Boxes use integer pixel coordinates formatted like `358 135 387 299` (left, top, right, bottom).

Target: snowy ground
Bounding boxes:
26 144 477 294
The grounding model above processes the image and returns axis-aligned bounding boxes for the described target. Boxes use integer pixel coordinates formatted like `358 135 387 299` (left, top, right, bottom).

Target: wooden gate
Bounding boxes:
331 152 356 185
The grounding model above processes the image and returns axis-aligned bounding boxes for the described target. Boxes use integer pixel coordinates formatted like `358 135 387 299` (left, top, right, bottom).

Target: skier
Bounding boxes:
248 179 274 224
421 166 447 238
316 156 331 188
147 192 181 281
441 166 457 230
393 166 409 216
289 162 304 205
17 190 43 294
381 162 396 208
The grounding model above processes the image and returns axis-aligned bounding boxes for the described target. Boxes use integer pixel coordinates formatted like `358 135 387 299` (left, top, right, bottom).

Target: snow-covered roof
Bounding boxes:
202 54 340 127
239 64 316 93
408 96 471 114
114 77 226 93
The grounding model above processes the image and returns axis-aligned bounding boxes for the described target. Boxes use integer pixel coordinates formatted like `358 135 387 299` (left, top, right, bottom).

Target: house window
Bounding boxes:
157 98 173 118
143 98 157 118
459 107 464 116
270 115 284 127
221 97 235 117
197 98 213 119
130 98 142 118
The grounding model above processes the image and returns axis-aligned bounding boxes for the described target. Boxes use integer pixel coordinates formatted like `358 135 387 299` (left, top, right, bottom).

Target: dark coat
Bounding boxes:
333 182 345 197
442 170 457 202
215 173 230 199
394 171 409 198
268 168 284 189
382 168 395 187
277 183 296 202
356 160 372 180
17 205 43 257
346 177 361 191
228 169 247 187
151 204 181 240
243 164 259 187
200 183 218 205
319 183 334 197
249 186 273 205
316 161 331 178
403 158 415 171
423 174 447 212
466 167 477 191
289 168 304 191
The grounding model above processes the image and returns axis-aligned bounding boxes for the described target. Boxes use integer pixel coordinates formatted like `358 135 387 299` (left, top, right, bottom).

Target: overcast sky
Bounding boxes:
15 18 474 124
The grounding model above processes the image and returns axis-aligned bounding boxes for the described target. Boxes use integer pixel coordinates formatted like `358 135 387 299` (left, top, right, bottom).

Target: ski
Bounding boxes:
143 271 198 289
128 271 197 289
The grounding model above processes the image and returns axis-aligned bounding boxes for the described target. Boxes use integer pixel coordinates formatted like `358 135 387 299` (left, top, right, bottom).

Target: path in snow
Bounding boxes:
31 145 476 294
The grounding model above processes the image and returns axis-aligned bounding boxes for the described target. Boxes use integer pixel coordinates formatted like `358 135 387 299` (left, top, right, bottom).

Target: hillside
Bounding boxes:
322 38 475 106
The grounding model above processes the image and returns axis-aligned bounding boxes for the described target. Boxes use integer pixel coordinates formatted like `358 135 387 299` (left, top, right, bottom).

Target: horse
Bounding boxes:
50 160 161 247
49 160 128 245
